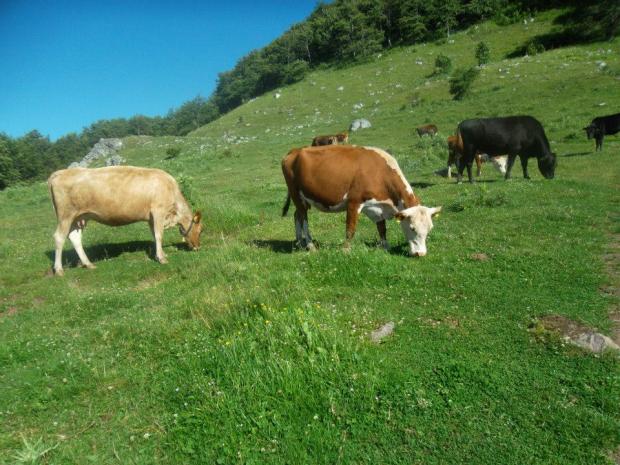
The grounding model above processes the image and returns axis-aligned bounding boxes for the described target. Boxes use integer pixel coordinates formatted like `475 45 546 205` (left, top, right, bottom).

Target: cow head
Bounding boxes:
538 153 557 179
583 125 598 140
180 211 203 250
394 206 441 257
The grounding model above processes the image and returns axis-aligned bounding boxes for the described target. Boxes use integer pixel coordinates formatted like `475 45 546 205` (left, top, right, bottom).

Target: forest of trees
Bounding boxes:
2 0 616 189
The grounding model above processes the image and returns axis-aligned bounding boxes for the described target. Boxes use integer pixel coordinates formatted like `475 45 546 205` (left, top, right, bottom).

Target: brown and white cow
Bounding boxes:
416 124 438 138
282 145 441 256
447 134 482 179
446 135 507 179
48 166 203 275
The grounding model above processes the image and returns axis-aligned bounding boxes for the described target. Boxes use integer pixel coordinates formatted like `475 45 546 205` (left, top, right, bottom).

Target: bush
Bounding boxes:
475 42 490 66
449 67 480 100
433 54 452 75
526 40 545 56
165 147 181 159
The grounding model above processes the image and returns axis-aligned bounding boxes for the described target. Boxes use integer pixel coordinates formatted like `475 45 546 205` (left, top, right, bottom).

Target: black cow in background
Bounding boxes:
584 113 620 151
455 116 557 183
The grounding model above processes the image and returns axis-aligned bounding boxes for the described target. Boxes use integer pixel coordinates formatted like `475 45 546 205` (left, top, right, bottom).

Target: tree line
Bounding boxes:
2 0 615 190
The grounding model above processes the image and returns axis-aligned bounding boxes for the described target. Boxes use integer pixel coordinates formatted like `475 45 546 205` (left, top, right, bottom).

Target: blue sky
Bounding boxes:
0 1 319 140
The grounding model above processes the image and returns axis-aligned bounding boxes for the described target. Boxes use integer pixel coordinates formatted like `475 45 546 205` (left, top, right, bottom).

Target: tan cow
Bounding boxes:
48 166 203 275
282 145 441 257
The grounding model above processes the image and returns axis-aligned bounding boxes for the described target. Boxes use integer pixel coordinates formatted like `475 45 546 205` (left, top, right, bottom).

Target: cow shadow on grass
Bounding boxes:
45 240 155 269
251 239 294 254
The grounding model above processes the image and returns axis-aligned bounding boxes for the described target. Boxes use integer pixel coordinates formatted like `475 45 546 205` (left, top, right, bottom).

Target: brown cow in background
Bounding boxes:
311 131 349 146
416 124 438 137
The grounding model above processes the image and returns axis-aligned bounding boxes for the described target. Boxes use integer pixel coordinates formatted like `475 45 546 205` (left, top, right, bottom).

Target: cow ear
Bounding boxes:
430 206 442 217
193 211 202 223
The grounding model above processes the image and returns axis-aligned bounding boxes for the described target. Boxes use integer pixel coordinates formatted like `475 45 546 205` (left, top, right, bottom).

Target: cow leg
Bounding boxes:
53 219 72 276
456 160 466 184
466 162 474 183
376 220 388 250
68 226 95 269
505 154 518 180
294 209 307 249
149 215 168 264
596 137 603 151
301 210 315 252
344 202 360 251
475 155 482 177
520 156 530 179
447 164 452 179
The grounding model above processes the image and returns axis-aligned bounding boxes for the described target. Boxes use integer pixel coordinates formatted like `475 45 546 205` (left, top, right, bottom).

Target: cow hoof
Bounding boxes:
85 263 96 270
54 268 64 277
306 243 317 252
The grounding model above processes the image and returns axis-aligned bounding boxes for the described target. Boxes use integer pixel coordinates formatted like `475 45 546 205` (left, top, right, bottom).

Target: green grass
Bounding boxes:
1 10 619 464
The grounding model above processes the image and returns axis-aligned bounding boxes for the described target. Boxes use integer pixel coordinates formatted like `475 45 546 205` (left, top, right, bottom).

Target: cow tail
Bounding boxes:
282 194 291 217
47 174 59 219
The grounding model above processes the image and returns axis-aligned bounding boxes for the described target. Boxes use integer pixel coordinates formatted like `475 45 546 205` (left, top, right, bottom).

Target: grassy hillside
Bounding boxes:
1 11 619 464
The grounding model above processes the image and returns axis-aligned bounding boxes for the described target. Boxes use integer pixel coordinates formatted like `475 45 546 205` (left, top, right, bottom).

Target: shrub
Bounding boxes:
165 147 181 159
526 40 545 56
449 67 480 100
475 42 490 66
433 54 452 75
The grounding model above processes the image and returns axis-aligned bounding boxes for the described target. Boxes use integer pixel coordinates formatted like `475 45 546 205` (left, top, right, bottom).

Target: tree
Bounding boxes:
475 41 490 66
433 53 452 75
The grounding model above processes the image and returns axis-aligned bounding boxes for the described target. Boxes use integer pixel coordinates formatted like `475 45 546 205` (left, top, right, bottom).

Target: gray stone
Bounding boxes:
350 119 372 131
571 332 620 353
370 321 395 343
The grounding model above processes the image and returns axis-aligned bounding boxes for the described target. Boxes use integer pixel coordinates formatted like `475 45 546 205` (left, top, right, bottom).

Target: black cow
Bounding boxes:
455 116 556 183
584 113 620 151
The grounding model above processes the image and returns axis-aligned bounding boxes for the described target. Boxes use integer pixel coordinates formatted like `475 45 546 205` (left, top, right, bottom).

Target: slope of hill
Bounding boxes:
1 11 619 464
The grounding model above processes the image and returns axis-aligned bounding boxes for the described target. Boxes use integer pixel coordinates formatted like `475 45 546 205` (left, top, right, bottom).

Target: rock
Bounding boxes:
69 138 123 168
536 315 620 354
350 119 372 131
572 332 619 353
105 154 125 166
370 321 395 343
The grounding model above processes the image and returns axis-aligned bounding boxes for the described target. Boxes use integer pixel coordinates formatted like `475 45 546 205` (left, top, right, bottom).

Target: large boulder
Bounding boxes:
69 138 123 168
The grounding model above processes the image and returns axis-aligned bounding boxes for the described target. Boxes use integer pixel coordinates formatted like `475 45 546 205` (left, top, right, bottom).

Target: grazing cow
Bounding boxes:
335 131 349 143
311 134 338 146
455 116 556 183
584 113 620 151
281 145 441 256
48 166 203 276
416 124 438 137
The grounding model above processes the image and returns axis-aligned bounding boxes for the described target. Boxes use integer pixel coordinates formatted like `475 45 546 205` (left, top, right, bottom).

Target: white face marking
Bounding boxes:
397 206 441 256
359 198 397 223
364 146 414 195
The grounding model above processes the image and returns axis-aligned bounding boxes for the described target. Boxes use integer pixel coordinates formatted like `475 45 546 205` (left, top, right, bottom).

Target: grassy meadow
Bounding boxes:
1 10 619 464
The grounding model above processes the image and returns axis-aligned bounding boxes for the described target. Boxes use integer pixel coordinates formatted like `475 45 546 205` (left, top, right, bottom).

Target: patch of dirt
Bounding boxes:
470 252 490 261
0 306 18 318
539 314 593 340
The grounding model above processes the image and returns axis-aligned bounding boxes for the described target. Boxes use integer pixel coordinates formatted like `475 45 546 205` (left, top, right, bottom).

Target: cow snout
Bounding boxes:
412 250 426 257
